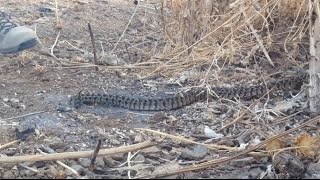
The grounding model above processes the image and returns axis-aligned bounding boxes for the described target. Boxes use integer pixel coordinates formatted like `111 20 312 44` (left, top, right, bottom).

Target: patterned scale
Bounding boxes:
70 71 309 111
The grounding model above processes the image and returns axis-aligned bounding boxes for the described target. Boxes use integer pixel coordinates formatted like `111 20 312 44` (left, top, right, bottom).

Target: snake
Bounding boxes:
69 71 309 111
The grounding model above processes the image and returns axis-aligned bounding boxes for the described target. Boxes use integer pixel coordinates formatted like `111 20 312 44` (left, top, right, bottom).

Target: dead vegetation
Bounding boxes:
36 0 310 79
145 0 309 77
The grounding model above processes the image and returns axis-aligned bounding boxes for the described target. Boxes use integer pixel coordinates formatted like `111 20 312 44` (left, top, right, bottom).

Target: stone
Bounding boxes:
181 145 208 160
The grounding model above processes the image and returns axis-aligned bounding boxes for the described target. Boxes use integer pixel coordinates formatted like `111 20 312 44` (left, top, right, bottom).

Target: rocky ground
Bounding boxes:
0 0 319 179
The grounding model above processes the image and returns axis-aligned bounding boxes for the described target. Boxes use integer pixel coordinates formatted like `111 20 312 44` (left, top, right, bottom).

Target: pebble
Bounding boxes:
204 126 224 139
56 105 72 112
10 98 19 103
24 169 37 177
45 137 65 150
305 162 320 179
4 148 17 156
103 157 118 167
95 157 105 168
133 154 145 163
134 134 144 143
272 152 304 178
181 145 208 160
110 153 125 161
248 167 263 179
37 6 54 14
109 138 121 145
79 158 91 168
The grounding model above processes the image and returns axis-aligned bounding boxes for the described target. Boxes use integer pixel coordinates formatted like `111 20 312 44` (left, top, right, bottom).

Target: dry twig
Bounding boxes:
0 140 158 163
88 23 99 71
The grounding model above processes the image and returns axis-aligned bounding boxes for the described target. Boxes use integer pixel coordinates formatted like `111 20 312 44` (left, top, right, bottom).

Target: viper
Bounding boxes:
70 71 308 111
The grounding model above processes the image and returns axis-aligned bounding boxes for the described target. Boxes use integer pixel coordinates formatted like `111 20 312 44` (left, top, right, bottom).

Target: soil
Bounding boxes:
0 0 319 179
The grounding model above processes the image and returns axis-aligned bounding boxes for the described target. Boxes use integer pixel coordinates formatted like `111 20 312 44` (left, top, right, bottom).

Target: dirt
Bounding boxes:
0 0 319 179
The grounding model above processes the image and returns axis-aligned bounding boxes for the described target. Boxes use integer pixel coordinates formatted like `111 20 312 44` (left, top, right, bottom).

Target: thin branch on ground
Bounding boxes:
88 23 99 71
0 111 46 122
50 31 60 58
89 139 102 171
111 1 140 53
0 140 158 163
0 140 20 150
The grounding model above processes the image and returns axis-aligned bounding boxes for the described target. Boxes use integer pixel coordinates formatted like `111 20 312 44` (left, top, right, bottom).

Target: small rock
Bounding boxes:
204 126 224 139
24 169 37 177
305 162 320 179
37 6 54 14
45 137 64 150
134 134 144 143
4 148 17 156
3 97 9 102
109 138 121 145
29 161 46 168
98 53 126 66
35 90 46 95
272 152 304 178
159 143 173 151
9 98 21 108
56 105 72 112
87 130 100 139
216 138 235 147
103 157 118 167
110 153 125 161
133 154 145 163
181 145 208 160
15 128 35 141
79 158 91 168
10 98 19 103
248 167 263 179
95 157 105 168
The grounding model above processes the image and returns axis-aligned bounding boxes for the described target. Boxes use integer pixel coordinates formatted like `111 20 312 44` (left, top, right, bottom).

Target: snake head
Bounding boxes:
69 95 81 109
69 91 86 109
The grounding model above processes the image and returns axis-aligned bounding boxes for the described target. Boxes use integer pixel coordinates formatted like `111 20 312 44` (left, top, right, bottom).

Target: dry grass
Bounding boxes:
144 0 309 78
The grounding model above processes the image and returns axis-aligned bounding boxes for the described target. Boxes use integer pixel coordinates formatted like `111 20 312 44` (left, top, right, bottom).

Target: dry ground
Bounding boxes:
0 0 319 179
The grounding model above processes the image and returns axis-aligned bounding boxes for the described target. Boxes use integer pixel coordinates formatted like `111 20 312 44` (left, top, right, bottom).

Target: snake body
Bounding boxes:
70 72 308 111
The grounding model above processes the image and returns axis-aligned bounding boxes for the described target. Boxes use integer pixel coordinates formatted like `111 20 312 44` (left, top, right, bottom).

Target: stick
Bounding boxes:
111 2 140 53
88 23 99 71
89 139 102 171
0 111 46 121
0 140 20 150
240 2 274 67
124 42 132 62
0 140 157 163
50 31 60 58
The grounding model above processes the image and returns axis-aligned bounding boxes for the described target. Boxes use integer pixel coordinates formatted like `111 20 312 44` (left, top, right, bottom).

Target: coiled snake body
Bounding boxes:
70 72 308 111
